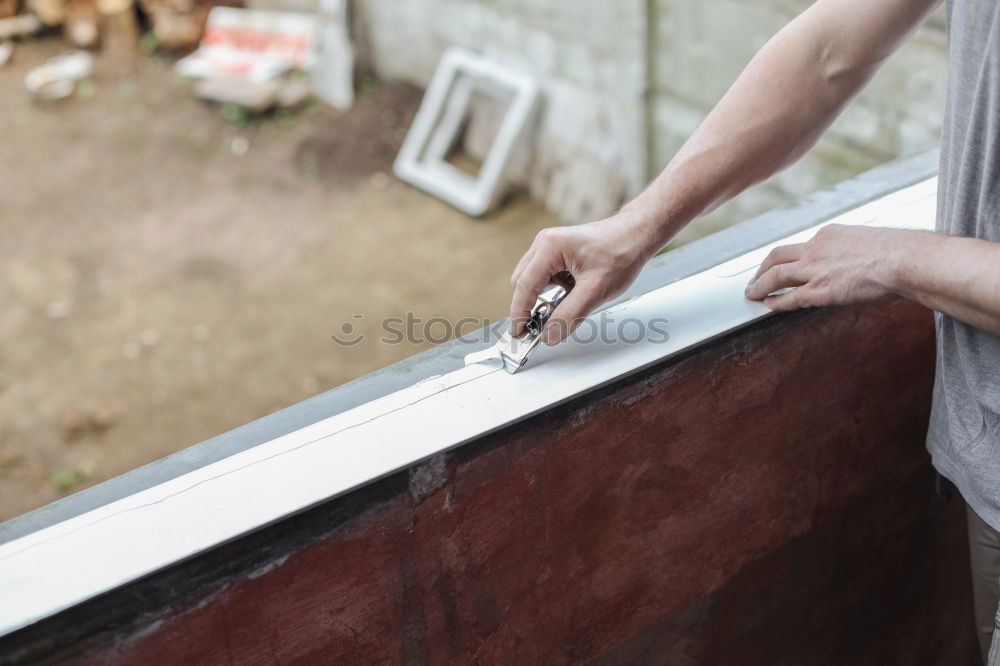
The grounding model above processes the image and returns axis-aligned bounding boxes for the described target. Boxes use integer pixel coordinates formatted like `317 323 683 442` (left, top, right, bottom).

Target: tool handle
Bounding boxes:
526 271 575 336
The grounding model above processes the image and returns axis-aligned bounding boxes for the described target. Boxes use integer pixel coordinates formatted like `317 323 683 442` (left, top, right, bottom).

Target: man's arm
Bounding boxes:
745 225 1000 335
509 0 940 343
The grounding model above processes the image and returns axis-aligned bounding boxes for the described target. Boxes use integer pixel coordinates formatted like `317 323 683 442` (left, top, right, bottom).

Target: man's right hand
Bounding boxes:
508 212 658 345
507 0 940 348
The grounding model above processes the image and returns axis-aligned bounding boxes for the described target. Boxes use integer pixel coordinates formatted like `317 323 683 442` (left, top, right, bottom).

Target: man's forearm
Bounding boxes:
505 0 941 342
621 0 940 256
892 232 1000 335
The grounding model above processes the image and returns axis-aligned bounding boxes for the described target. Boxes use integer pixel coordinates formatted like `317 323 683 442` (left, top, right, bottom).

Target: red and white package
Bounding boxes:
175 7 317 83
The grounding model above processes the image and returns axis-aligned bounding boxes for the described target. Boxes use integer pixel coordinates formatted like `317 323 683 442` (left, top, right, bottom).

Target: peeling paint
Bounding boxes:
409 454 449 505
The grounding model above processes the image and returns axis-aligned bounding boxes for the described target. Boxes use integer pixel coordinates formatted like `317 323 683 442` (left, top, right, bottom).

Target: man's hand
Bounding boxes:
745 223 1000 335
744 224 907 310
509 213 656 345
506 0 940 344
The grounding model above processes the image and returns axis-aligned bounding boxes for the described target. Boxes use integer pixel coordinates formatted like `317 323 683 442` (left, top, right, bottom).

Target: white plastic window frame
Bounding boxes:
393 48 539 217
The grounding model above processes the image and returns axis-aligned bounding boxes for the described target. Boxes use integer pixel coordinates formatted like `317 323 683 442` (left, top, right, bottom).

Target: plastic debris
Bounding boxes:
175 7 323 114
0 13 41 40
194 76 281 112
311 0 353 110
24 50 94 101
175 7 316 83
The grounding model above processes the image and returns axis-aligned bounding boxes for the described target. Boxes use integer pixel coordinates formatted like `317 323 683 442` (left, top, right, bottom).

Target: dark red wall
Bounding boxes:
49 302 978 664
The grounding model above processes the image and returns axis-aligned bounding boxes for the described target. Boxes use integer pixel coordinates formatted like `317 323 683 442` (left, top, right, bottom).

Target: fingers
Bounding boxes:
763 286 814 312
752 243 805 282
745 261 807 301
748 243 820 311
509 245 537 288
543 281 603 345
509 250 564 335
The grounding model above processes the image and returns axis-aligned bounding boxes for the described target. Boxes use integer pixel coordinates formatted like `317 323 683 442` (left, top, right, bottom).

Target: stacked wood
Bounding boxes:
98 0 137 63
138 0 208 49
64 0 98 47
26 0 63 24
15 0 236 52
138 0 240 50
19 0 138 54
0 0 19 20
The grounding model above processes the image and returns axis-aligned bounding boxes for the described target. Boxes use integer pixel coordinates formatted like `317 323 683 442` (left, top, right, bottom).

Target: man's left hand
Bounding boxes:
744 224 910 311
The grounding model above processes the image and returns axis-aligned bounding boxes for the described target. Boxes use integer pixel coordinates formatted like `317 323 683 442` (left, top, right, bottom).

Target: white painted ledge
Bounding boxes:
0 178 937 636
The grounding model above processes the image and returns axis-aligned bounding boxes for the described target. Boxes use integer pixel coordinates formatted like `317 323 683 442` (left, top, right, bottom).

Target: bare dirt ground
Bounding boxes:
0 38 556 520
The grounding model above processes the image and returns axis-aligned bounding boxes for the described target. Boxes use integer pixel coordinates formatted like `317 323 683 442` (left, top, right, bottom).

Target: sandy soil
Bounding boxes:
0 38 556 520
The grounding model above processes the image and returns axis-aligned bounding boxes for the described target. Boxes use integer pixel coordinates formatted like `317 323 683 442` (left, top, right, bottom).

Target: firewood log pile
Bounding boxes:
0 0 240 54
135 0 210 49
0 0 19 19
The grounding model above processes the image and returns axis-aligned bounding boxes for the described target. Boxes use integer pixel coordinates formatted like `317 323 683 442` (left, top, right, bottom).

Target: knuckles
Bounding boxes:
519 223 641 296
763 247 781 266
815 223 839 238
535 227 560 245
514 275 536 292
771 263 784 283
812 223 847 244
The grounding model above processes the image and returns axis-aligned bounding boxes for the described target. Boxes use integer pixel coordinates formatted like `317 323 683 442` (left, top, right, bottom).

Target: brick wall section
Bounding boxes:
355 1 946 232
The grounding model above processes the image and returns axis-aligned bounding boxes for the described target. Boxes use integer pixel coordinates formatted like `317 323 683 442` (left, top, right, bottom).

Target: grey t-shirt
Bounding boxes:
928 0 1000 530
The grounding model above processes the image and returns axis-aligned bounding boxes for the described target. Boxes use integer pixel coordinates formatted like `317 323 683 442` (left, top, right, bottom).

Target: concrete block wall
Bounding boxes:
355 0 649 222
354 0 947 235
653 0 948 243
